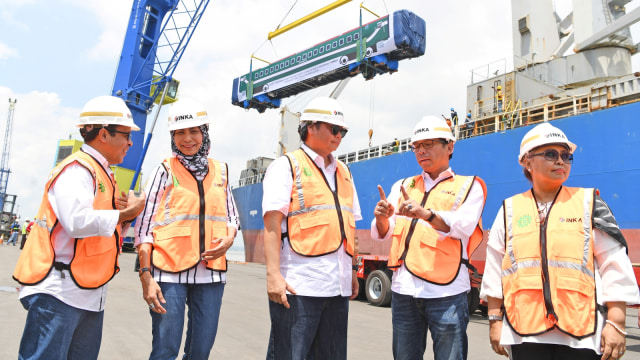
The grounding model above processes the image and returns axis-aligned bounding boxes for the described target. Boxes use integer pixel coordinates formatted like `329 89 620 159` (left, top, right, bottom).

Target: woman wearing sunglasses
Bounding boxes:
480 123 638 360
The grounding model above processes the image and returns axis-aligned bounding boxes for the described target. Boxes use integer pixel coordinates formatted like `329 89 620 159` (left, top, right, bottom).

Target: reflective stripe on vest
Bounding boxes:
285 149 355 257
388 174 486 285
502 187 597 339
12 150 121 289
151 157 229 272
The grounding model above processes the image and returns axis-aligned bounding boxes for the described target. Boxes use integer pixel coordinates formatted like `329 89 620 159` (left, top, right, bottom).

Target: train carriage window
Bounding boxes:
297 55 302 62
275 64 279 71
270 66 274 73
339 39 344 46
260 70 264 77
290 58 295 65
302 54 306 61
307 51 312 59
332 41 338 48
319 46 324 54
347 35 352 43
313 49 318 56
264 68 269 75
326 44 331 52
354 33 360 40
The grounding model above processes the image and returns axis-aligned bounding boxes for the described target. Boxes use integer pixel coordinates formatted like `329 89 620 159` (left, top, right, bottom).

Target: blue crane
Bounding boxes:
111 0 210 190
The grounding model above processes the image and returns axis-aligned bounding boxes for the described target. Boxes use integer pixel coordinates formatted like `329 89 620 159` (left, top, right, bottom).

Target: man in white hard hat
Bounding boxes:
372 115 487 360
13 95 146 360
262 96 362 360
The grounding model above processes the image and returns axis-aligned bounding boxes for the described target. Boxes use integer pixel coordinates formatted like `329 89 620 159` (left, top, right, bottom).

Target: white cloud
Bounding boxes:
0 42 18 60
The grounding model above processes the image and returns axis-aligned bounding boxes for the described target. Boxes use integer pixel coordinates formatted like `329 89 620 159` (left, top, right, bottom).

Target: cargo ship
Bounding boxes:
231 0 640 278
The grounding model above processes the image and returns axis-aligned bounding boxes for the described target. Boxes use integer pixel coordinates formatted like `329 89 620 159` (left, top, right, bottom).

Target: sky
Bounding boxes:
0 0 638 219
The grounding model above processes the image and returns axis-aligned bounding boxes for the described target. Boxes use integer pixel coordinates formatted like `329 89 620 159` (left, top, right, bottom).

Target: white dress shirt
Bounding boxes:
19 144 120 312
262 144 362 297
480 204 640 353
370 168 486 298
134 160 239 284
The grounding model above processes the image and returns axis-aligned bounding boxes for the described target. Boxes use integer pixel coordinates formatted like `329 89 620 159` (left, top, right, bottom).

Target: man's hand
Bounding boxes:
397 185 427 220
118 190 146 223
374 185 394 237
267 272 297 309
350 270 359 300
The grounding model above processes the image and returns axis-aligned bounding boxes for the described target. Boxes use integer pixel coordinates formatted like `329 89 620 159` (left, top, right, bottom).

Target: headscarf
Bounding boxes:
171 124 211 181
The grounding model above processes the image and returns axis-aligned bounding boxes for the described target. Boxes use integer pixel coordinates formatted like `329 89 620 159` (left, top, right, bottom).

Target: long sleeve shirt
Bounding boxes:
370 168 485 299
262 144 362 297
19 144 121 312
134 160 239 284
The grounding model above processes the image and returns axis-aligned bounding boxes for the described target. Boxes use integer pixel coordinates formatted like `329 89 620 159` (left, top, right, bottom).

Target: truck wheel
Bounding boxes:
467 287 480 314
365 270 392 307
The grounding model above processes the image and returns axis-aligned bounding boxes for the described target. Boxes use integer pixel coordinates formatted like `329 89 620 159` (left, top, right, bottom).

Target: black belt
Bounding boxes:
53 262 70 271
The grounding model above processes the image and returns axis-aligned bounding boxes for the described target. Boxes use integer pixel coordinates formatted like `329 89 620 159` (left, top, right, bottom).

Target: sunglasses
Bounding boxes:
109 129 132 141
320 122 348 138
410 139 447 152
528 149 573 164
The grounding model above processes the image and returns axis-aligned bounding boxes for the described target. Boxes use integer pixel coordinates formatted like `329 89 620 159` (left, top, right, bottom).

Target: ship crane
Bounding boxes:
0 99 17 211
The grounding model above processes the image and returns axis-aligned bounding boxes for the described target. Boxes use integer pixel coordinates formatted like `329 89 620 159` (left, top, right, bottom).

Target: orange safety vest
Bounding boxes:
388 174 486 285
502 187 597 339
151 157 229 272
285 149 356 257
13 150 121 289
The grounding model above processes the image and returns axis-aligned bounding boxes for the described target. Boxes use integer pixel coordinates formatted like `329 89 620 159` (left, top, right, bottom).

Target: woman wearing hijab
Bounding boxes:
480 123 638 360
134 98 239 359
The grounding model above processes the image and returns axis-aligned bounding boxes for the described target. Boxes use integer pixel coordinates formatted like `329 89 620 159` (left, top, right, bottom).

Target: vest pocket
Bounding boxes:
554 276 594 328
84 237 114 256
154 225 191 242
505 274 546 330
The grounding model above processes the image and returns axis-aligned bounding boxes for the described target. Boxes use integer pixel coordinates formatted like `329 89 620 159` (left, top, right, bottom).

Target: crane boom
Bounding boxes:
111 0 210 190
0 99 17 211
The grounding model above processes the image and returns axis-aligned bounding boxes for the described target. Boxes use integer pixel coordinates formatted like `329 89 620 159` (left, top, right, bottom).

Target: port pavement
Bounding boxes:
1 243 639 359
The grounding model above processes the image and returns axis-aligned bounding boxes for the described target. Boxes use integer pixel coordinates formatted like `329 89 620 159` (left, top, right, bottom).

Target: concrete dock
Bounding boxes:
1 243 639 359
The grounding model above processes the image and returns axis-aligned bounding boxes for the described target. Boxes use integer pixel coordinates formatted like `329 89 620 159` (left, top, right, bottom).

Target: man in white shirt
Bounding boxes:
12 96 145 360
372 116 486 360
263 97 361 360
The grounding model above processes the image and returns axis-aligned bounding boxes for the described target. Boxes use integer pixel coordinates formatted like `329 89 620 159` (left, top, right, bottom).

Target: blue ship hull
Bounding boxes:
233 102 640 264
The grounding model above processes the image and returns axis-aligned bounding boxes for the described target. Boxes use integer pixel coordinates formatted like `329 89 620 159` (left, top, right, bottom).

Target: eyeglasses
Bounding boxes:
528 149 573 164
410 139 447 152
109 129 132 141
322 123 348 138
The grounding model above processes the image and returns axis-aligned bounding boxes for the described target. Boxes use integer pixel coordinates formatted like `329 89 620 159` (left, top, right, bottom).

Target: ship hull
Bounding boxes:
233 103 640 265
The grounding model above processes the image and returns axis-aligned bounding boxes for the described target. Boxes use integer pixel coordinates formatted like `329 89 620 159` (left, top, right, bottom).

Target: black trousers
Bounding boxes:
511 342 600 360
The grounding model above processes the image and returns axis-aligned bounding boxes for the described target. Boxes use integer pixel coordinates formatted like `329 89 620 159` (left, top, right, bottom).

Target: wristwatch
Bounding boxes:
487 314 503 322
139 267 150 277
426 209 436 222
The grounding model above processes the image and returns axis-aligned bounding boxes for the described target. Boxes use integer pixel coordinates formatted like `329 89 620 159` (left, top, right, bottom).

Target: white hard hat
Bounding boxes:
410 116 455 144
167 98 209 131
300 97 348 129
78 96 140 131
518 123 576 163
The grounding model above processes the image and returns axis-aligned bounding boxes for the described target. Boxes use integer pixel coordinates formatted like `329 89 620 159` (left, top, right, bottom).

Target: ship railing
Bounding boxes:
337 138 411 164
463 93 592 138
233 173 266 189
